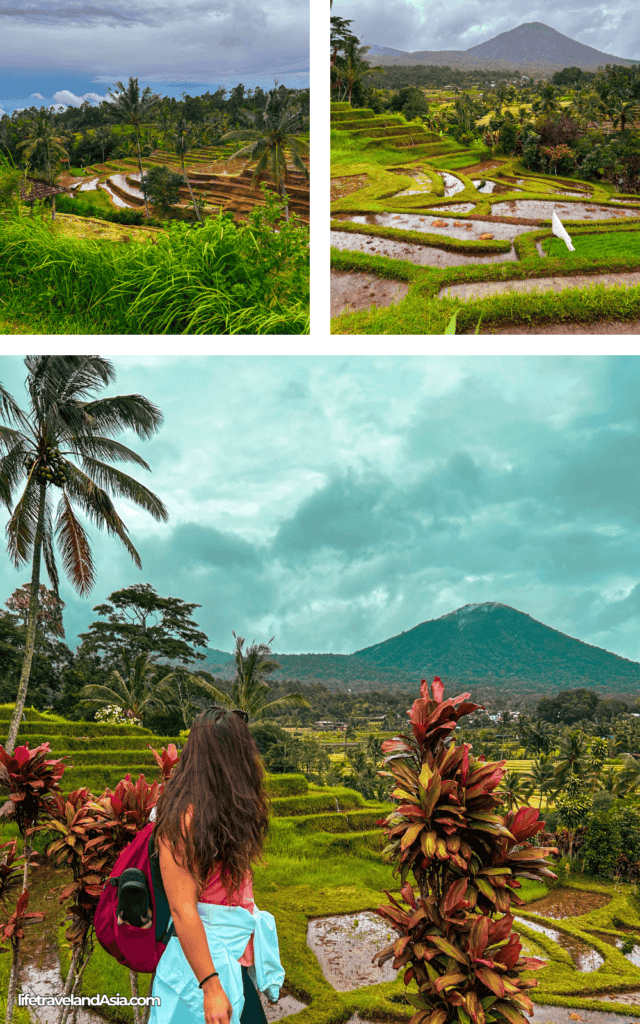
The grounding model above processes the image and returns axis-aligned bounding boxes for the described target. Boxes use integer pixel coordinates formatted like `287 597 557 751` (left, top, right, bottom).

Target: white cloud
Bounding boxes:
30 91 45 99
51 88 109 106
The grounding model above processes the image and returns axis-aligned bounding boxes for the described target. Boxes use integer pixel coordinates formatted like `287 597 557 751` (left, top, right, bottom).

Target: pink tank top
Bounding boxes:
200 865 255 966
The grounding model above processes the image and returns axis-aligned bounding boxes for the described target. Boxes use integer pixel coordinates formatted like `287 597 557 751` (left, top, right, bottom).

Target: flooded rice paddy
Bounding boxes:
307 911 399 991
491 199 640 219
331 270 409 317
514 917 605 971
331 230 517 266
525 889 610 918
333 212 539 242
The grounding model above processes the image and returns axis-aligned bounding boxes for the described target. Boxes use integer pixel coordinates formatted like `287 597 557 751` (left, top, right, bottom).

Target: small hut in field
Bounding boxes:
19 178 69 219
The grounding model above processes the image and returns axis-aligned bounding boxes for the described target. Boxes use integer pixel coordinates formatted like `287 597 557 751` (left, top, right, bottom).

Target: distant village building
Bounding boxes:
315 720 334 730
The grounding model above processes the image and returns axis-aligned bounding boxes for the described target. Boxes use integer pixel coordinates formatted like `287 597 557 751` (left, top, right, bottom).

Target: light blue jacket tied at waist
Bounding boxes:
148 902 285 1024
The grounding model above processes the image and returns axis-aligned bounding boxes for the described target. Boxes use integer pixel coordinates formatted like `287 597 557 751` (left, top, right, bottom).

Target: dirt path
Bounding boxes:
440 270 640 301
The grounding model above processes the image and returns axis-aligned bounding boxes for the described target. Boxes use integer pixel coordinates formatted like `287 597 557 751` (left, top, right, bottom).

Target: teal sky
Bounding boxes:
1 354 640 664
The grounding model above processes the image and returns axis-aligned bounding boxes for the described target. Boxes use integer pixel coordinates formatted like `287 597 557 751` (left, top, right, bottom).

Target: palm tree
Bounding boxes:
170 118 202 223
16 113 68 219
184 631 311 722
500 770 524 811
220 85 309 221
107 77 161 217
78 650 175 722
92 126 112 167
611 95 639 134
555 729 587 783
528 753 556 810
16 113 68 184
0 356 168 754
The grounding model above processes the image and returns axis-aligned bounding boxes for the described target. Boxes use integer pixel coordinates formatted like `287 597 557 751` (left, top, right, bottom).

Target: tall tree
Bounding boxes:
0 356 168 754
77 583 208 666
186 631 312 721
170 118 203 223
15 112 68 218
221 85 308 222
107 77 161 217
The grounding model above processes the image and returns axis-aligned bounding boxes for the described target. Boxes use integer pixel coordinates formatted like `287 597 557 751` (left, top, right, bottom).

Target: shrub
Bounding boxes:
139 165 185 214
373 676 557 1024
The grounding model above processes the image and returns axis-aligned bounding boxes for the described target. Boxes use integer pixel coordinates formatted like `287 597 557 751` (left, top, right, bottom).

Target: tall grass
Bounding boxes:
0 191 309 335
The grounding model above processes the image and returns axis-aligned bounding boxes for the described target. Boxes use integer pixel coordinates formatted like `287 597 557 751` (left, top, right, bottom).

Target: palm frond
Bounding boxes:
77 456 168 521
54 493 95 595
53 356 115 405
5 476 42 568
61 461 142 569
63 435 151 469
42 489 60 595
0 384 29 432
0 437 30 509
79 395 164 439
0 425 30 454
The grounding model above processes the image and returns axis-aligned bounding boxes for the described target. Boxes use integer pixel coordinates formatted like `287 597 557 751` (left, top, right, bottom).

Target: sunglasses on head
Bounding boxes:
201 705 249 723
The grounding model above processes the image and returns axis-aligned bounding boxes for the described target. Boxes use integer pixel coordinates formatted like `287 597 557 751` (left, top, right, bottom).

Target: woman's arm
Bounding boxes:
157 834 233 1024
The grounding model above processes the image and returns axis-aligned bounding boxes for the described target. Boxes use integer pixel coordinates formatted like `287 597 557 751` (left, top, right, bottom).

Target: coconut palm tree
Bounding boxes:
555 729 587 783
184 631 311 722
0 356 168 755
527 752 556 810
170 118 202 223
15 112 68 184
500 769 525 811
220 85 309 221
107 77 161 217
78 650 176 722
611 94 639 134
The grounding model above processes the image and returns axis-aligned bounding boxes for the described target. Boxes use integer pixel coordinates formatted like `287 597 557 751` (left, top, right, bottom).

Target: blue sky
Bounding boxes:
0 1 308 116
336 0 640 61
2 354 640 665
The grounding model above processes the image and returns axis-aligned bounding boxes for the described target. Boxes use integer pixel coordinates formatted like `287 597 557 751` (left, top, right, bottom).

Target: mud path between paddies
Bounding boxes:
439 270 640 301
331 231 518 267
331 270 409 318
469 318 640 334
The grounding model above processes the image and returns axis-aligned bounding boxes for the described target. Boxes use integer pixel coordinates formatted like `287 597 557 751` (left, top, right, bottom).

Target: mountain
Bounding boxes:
204 603 640 700
365 21 639 76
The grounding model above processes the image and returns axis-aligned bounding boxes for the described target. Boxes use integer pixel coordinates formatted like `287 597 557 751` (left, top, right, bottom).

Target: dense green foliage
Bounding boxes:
0 189 309 334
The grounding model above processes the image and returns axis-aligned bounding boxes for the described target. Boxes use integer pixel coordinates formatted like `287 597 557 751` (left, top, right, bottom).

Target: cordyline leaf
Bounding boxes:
444 878 468 912
431 677 445 702
425 1012 447 1024
401 824 424 850
476 967 505 998
429 935 470 965
493 1003 528 1024
421 831 437 858
434 971 467 992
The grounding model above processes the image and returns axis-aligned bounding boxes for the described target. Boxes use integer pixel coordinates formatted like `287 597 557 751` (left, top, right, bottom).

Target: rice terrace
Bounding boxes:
0 77 310 335
330 20 640 334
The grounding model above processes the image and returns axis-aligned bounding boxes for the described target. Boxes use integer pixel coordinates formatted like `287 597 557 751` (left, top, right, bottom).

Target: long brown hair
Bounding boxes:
152 708 270 900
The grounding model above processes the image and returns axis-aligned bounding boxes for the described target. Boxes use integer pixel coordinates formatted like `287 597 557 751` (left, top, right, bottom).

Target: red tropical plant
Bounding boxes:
0 887 45 1022
372 677 558 1024
148 743 180 782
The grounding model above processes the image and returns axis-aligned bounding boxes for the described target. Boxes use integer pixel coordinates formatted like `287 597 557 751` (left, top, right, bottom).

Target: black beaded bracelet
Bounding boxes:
199 972 219 989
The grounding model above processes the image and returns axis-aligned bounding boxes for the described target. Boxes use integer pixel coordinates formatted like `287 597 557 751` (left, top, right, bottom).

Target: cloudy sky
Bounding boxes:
336 0 640 60
0 1 308 116
2 354 640 666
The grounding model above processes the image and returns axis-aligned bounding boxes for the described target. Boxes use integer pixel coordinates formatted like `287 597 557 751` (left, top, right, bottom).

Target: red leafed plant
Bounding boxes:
372 677 558 1024
148 743 180 782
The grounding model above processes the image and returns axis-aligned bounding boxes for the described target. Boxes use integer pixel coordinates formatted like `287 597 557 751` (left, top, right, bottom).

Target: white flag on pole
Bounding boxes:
552 207 575 251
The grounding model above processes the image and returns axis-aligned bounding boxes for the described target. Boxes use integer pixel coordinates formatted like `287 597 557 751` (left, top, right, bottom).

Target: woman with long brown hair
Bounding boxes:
148 706 284 1024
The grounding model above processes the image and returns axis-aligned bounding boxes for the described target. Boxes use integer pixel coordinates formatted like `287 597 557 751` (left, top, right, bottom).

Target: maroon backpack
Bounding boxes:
94 822 174 974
